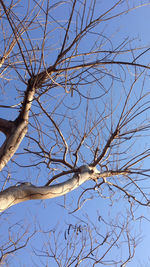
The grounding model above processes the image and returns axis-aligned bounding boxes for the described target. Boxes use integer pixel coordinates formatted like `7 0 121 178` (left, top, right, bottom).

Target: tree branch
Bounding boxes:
0 165 97 212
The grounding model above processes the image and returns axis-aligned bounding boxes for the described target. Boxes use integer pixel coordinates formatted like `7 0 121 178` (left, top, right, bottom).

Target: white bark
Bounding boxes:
0 85 35 171
0 165 100 212
0 120 28 171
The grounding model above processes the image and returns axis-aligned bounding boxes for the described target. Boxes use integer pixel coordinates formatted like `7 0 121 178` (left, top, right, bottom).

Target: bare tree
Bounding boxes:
0 0 150 265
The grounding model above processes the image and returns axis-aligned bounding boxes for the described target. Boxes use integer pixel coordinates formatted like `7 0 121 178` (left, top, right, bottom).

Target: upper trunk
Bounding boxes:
0 83 35 171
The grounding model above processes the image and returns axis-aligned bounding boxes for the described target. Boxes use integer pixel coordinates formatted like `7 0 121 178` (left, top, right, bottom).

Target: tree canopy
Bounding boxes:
1 0 150 266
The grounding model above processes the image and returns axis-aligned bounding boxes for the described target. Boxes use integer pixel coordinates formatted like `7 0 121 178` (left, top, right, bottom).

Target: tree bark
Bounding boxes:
0 119 28 171
0 165 99 212
0 83 35 171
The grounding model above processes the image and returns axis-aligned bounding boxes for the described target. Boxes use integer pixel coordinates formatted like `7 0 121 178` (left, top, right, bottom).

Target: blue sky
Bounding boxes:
1 0 150 266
